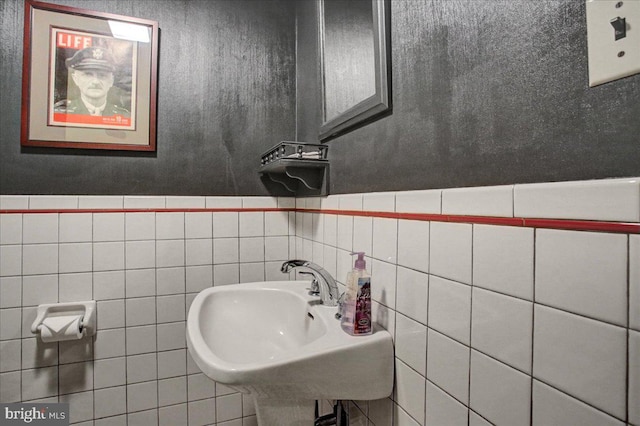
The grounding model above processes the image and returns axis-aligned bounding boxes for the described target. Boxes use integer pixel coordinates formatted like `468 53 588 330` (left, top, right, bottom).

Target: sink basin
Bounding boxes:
186 280 394 423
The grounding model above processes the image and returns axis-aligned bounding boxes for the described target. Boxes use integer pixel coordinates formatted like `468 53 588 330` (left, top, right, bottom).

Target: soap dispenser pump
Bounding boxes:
340 252 372 336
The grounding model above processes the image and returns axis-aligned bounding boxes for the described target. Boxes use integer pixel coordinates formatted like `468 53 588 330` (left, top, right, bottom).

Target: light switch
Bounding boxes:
586 0 640 87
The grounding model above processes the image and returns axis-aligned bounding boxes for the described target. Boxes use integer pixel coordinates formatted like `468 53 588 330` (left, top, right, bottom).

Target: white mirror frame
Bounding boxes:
318 0 391 141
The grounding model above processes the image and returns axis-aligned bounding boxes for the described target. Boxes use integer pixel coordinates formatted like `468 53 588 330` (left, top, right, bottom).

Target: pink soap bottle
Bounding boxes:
341 252 372 336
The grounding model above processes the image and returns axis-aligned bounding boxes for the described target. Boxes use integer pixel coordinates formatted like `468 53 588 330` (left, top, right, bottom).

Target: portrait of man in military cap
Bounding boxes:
49 29 136 130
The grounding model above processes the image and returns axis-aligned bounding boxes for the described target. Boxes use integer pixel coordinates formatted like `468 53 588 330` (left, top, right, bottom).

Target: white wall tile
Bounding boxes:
59 361 93 394
336 215 353 251
0 371 21 402
59 243 92 273
158 376 187 406
239 237 264 263
0 340 21 372
630 330 640 425
395 189 441 214
532 380 624 426
94 386 127 418
126 353 157 384
206 196 242 208
125 297 156 326
0 214 22 245
264 211 289 236
473 224 534 300
22 244 58 276
157 294 185 323
157 350 186 381
395 313 427 376
471 287 532 373
188 398 217 426
93 213 124 241
21 337 57 369
22 366 58 400
128 409 158 426
94 270 125 300
59 273 92 302
93 328 126 359
426 329 470 404
428 276 471 344
187 373 216 400
126 240 156 270
470 350 531 426
239 212 264 237
157 321 186 351
397 220 429 273
363 192 396 212
125 325 157 355
214 238 240 264
125 269 156 298
0 276 21 308
125 212 155 241
395 359 425 425
372 218 398 263
59 390 94 423
156 212 185 239
370 258 396 309
630 235 640 331
123 196 165 209
213 212 239 238
97 299 125 329
514 177 640 222
188 264 215 288
265 236 288 261
93 242 124 272
442 185 513 217
186 238 213 266
216 392 242 423
166 196 205 208
127 380 158 412
396 267 428 324
533 305 626 419
339 194 363 210
29 196 77 210
0 245 21 277
23 214 58 244
430 222 472 284
59 213 92 243
536 229 627 325
156 239 185 268
22 274 58 306
0 196 29 210
156 267 185 295
352 216 373 255
242 196 277 208
78 195 123 209
425 381 468 426
185 212 212 239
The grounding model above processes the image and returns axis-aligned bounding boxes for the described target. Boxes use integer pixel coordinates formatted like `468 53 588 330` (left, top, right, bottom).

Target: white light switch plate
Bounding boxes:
586 0 640 87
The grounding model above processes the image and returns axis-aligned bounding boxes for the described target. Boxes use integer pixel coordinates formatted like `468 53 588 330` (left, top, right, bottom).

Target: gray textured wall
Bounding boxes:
297 0 640 194
0 0 296 195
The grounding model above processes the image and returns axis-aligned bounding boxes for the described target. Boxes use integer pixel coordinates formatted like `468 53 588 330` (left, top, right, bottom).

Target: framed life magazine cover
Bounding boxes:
21 0 159 151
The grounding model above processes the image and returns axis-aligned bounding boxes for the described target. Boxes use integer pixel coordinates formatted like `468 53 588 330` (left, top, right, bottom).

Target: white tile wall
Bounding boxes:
1 178 638 426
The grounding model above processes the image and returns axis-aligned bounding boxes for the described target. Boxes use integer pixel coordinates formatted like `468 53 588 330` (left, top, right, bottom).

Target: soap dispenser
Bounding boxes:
340 252 372 336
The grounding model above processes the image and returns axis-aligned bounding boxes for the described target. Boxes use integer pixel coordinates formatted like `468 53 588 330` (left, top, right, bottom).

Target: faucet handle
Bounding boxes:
298 271 320 295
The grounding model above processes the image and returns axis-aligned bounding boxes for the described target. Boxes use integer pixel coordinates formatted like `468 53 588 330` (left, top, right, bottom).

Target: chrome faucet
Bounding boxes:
281 260 340 306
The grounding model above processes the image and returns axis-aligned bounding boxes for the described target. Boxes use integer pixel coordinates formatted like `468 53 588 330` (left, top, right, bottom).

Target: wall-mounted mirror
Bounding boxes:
318 0 390 141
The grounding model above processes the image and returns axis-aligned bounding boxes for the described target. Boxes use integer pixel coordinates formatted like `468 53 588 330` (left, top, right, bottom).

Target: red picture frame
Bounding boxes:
21 0 159 151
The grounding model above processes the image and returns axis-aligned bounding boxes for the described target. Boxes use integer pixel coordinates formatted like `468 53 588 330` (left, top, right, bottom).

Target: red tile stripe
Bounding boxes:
1 207 638 234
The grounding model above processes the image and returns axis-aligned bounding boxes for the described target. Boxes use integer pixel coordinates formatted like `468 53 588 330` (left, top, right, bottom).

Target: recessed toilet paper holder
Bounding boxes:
31 300 97 338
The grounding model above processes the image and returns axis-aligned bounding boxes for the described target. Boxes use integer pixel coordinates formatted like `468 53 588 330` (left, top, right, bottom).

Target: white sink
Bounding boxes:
186 280 394 424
